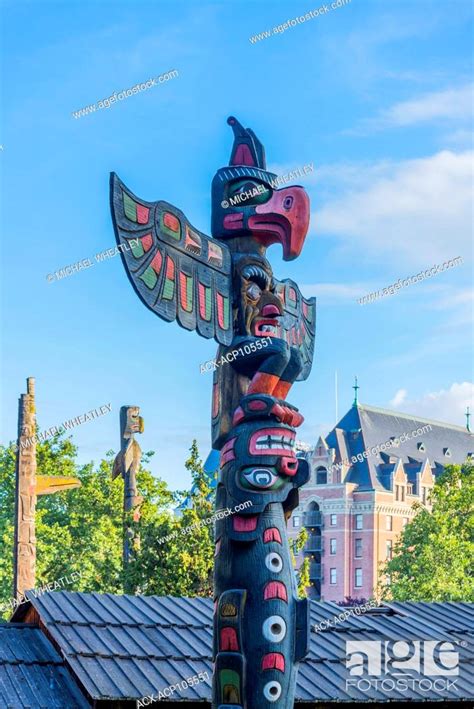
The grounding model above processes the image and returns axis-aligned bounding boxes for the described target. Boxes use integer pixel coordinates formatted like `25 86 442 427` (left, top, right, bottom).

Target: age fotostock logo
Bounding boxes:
345 640 460 694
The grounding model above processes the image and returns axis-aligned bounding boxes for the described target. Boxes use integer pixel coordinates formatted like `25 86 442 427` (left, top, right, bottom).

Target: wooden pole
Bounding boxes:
13 377 37 600
13 378 81 601
112 405 144 591
110 115 316 707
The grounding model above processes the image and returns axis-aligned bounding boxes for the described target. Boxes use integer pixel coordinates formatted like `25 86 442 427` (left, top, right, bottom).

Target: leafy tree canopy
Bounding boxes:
382 462 474 602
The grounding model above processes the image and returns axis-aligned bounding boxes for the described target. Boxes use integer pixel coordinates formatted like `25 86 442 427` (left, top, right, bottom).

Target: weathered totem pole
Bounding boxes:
110 116 316 708
13 378 81 600
112 405 144 586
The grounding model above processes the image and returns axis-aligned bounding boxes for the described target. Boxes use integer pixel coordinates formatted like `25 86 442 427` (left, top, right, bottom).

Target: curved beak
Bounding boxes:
249 186 310 260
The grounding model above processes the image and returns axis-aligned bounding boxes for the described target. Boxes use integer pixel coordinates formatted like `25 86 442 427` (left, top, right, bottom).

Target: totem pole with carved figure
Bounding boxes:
110 116 316 708
112 405 144 587
13 378 81 601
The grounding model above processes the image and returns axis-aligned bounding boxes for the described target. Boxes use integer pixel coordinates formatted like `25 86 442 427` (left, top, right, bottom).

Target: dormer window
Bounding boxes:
417 442 426 452
443 448 451 458
316 466 327 485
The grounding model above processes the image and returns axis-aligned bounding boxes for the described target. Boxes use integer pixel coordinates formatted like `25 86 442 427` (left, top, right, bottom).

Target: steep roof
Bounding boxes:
325 403 473 491
0 623 89 708
10 591 474 704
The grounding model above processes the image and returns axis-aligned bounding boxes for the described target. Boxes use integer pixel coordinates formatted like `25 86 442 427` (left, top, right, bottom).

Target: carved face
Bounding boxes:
234 259 283 337
217 419 307 541
121 406 144 439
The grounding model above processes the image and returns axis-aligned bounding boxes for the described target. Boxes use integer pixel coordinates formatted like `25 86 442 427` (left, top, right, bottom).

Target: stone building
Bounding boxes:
289 398 473 602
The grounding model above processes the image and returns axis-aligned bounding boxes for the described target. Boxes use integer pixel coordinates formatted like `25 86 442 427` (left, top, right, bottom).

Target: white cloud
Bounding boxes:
390 389 408 407
389 382 474 427
315 150 473 268
429 286 474 327
300 282 367 304
353 84 473 132
381 84 473 125
443 129 473 149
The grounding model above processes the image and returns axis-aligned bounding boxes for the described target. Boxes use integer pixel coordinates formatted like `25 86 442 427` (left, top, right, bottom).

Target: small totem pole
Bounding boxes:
110 116 316 708
13 378 80 600
112 406 144 585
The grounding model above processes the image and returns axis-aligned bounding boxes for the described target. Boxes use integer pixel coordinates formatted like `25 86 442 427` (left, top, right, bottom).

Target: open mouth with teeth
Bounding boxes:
252 303 282 337
249 427 296 456
253 318 280 337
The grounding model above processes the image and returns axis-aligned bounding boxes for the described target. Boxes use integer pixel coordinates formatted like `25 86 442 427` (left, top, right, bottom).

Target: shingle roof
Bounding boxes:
325 404 474 491
0 623 90 708
11 591 474 704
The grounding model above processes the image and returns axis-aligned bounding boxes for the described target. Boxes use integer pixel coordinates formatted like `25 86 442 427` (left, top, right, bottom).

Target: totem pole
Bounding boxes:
13 378 81 600
112 405 144 587
110 116 316 708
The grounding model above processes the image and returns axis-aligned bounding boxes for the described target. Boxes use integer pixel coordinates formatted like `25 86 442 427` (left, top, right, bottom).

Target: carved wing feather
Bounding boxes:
110 173 233 345
274 279 316 381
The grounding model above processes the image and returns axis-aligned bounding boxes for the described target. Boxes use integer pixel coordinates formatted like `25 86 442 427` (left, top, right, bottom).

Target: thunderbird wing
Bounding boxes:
274 278 316 381
110 173 233 345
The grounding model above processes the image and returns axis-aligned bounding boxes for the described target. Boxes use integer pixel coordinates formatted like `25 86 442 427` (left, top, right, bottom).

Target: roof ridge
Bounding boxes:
358 403 472 433
50 619 211 628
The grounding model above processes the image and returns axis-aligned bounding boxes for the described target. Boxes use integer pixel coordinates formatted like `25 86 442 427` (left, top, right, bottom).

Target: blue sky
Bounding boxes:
1 0 473 489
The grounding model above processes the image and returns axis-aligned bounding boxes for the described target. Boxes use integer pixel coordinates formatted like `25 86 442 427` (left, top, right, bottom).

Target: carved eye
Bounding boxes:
262 615 286 642
246 283 261 301
242 467 279 489
265 552 283 572
227 179 271 205
264 682 282 702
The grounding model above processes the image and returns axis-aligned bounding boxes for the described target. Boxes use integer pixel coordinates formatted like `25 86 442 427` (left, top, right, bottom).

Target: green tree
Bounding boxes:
135 440 215 597
381 462 474 602
0 431 198 618
290 527 309 598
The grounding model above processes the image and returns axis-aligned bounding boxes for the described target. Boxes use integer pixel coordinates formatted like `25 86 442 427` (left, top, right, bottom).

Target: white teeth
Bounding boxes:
255 434 296 450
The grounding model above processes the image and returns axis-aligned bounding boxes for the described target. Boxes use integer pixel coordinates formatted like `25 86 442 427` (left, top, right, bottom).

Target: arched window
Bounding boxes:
316 466 327 485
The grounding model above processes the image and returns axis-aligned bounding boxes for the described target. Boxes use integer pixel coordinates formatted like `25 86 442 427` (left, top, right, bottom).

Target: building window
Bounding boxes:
421 487 429 505
316 466 328 485
396 484 405 501
407 484 413 495
355 514 363 530
386 540 393 560
330 538 337 555
355 538 362 558
330 514 337 526
330 568 337 585
293 516 300 527
386 515 392 531
402 517 409 528
355 568 363 588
